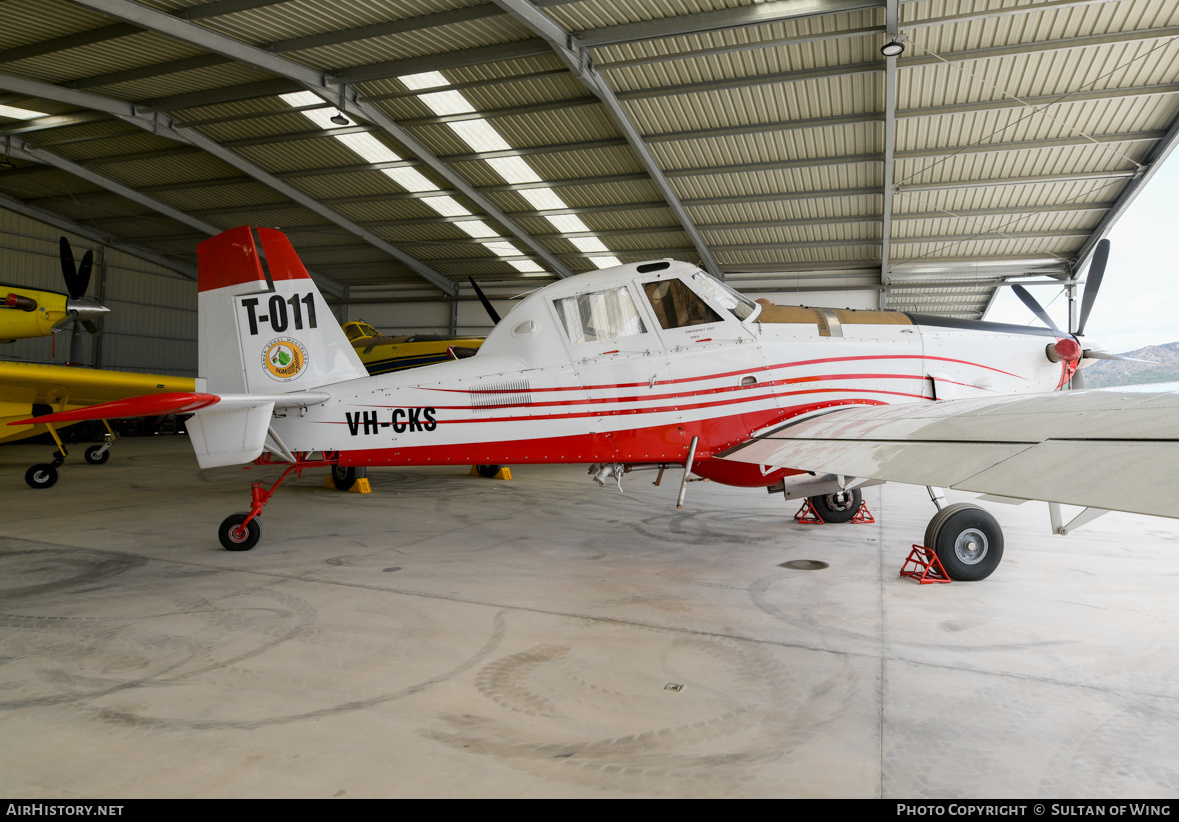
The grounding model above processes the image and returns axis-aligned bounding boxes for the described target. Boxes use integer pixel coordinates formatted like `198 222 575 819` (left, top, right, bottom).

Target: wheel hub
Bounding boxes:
954 528 989 564
826 492 853 511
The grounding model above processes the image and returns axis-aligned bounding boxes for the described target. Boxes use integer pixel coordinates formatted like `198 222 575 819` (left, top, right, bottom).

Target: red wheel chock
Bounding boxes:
900 545 951 584
793 500 876 524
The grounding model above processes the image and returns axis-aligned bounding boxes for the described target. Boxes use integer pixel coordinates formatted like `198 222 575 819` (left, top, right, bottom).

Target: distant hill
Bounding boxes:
1082 341 1179 388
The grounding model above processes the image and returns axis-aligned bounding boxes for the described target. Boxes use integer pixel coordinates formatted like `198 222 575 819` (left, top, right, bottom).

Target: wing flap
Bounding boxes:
731 437 1031 489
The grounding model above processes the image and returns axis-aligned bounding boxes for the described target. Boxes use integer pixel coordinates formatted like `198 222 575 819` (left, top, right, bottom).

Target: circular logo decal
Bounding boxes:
262 337 307 382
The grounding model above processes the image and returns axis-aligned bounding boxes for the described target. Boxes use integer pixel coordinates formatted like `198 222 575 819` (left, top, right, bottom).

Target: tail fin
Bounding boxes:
198 227 368 393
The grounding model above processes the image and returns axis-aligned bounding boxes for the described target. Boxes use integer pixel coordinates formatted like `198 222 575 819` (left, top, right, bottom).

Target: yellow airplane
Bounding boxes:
1 238 109 345
343 319 483 375
0 361 194 488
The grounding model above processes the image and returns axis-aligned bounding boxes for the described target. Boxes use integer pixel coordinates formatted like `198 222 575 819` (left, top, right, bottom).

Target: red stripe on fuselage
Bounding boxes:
336 398 884 471
422 354 1025 397
359 371 936 413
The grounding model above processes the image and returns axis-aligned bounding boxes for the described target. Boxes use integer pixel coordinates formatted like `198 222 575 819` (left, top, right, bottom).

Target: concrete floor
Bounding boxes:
2 436 1179 798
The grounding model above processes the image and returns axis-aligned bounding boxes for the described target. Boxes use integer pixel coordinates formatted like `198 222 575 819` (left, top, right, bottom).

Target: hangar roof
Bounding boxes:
0 0 1176 316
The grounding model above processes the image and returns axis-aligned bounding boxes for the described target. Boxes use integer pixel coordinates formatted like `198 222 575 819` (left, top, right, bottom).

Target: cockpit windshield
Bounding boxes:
691 271 759 322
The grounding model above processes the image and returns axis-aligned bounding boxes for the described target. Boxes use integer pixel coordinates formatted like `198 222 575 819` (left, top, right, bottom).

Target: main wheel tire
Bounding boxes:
84 445 110 465
25 464 59 489
218 511 264 551
924 503 1003 581
331 465 357 491
808 488 862 523
475 464 501 479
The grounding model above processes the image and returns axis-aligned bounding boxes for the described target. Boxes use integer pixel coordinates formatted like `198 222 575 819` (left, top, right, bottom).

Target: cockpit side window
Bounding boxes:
553 286 648 344
692 271 759 321
642 278 721 330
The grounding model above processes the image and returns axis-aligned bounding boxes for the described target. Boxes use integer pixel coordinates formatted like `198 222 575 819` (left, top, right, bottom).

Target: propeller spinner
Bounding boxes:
1011 239 1123 390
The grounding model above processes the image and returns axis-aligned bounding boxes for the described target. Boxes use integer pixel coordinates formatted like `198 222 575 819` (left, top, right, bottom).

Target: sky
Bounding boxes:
984 148 1179 354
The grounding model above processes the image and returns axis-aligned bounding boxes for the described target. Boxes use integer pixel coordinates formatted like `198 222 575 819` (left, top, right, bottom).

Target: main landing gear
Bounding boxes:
24 421 116 489
922 501 1004 581
805 489 863 523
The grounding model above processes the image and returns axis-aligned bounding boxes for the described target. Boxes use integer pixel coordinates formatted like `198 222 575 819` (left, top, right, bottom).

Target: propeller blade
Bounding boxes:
1083 350 1157 364
81 319 100 335
75 250 93 298
1075 238 1108 337
1070 369 1086 390
58 237 77 290
59 237 92 300
468 276 501 325
1011 284 1063 335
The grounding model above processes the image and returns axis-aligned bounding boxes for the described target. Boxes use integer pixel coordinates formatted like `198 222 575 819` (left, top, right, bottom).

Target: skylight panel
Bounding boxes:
518 188 568 212
448 120 511 153
569 237 609 253
422 196 473 217
486 157 541 185
401 71 449 91
0 104 48 120
401 73 624 274
455 220 499 239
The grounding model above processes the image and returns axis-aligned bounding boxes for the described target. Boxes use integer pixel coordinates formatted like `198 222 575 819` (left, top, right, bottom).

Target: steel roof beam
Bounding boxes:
0 24 139 65
880 0 899 306
619 26 1179 100
0 191 197 279
0 111 109 135
334 41 554 86
644 84 1179 143
0 73 444 298
492 0 722 278
575 0 880 49
268 5 504 54
68 0 577 282
899 170 1137 192
595 0 1111 70
6 137 221 236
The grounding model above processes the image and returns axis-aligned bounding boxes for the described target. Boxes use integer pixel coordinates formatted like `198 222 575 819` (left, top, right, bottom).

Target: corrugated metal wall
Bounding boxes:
0 207 198 376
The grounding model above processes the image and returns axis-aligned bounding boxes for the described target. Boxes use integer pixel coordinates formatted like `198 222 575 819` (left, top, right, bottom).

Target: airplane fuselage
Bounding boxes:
244 261 1071 490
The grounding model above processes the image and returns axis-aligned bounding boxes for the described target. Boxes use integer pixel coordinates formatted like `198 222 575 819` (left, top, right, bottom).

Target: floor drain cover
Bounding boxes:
780 560 829 570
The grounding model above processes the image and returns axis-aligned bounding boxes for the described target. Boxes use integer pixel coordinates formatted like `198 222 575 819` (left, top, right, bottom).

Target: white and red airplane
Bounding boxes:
16 226 1179 580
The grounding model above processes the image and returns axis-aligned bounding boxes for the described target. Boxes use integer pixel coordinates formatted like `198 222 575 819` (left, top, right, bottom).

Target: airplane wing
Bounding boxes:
718 384 1179 520
0 361 195 443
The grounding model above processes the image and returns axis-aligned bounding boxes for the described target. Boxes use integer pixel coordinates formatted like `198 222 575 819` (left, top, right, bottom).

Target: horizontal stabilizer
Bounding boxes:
8 392 220 426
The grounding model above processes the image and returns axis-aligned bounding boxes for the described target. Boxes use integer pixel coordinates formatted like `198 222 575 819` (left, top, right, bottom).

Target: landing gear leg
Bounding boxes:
220 454 340 550
84 420 117 465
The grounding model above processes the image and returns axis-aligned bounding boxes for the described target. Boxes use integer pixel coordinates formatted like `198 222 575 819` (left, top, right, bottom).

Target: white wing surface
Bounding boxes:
719 384 1179 519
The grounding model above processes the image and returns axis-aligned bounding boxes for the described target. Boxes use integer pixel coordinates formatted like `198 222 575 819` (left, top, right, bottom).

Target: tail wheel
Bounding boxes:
219 512 264 551
25 464 59 489
84 445 110 465
924 503 1004 581
331 465 359 490
808 488 862 523
475 464 501 479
